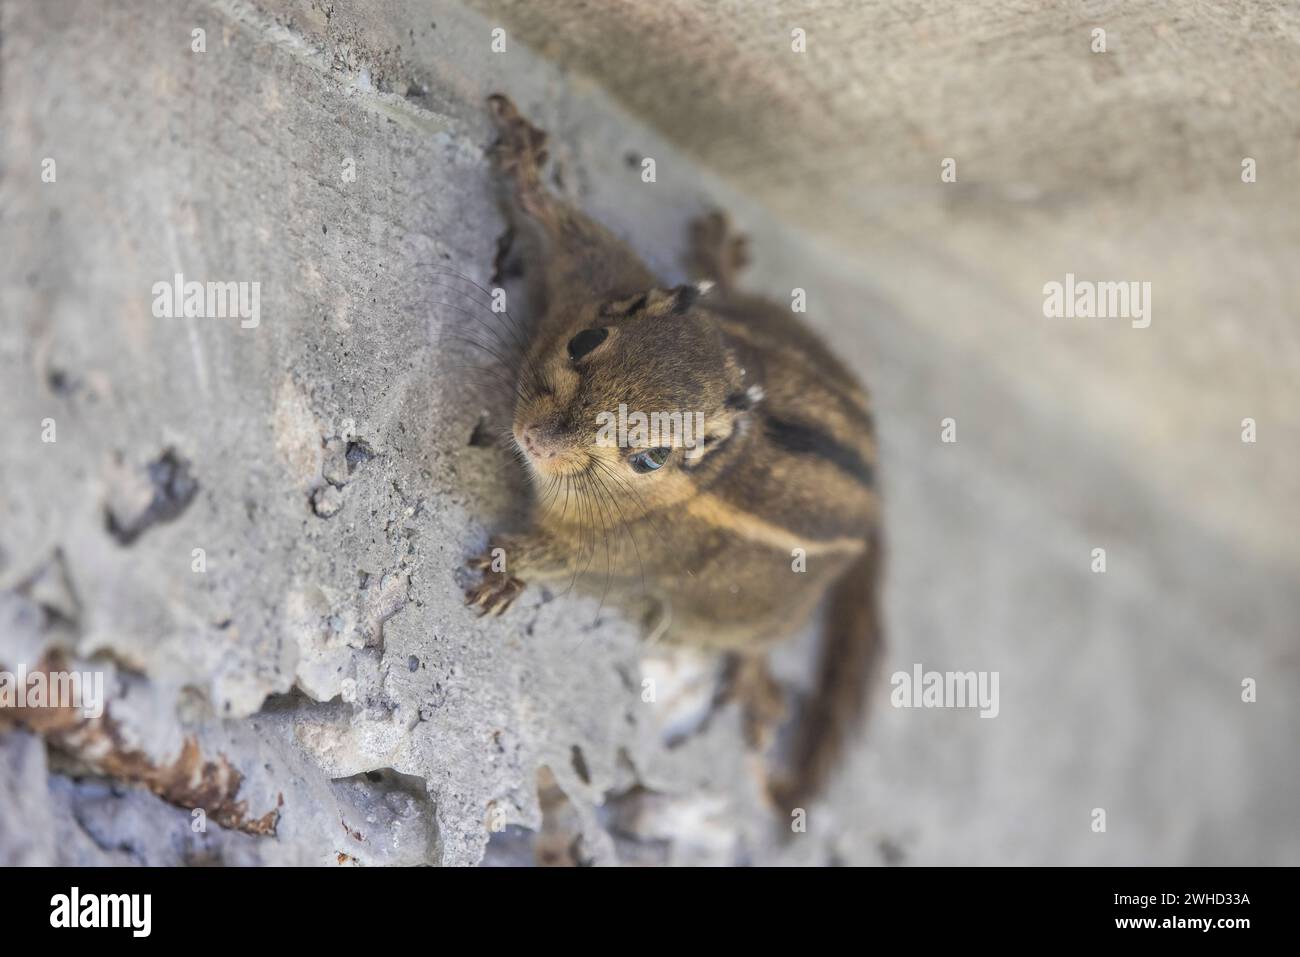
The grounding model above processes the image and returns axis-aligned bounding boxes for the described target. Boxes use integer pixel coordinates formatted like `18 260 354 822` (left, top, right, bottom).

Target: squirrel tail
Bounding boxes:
770 527 884 812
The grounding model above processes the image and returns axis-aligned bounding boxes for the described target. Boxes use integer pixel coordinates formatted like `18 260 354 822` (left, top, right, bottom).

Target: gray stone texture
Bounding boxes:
1 0 1296 865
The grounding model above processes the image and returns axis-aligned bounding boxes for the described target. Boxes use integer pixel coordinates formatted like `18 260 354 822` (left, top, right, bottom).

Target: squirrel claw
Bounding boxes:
465 574 525 617
486 93 549 171
466 552 493 572
486 93 520 123
688 210 750 291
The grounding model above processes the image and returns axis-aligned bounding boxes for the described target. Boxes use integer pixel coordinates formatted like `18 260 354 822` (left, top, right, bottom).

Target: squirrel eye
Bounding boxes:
630 447 670 473
567 327 608 361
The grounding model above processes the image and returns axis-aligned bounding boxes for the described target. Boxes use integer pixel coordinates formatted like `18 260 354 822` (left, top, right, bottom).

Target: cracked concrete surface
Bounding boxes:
2 0 1298 866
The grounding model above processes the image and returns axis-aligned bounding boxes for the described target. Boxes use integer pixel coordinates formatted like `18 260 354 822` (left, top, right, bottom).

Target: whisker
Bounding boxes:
415 265 552 399
590 454 684 576
589 457 648 596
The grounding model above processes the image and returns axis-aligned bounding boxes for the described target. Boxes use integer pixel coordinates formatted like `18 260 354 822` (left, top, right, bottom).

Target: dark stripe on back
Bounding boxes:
764 415 874 488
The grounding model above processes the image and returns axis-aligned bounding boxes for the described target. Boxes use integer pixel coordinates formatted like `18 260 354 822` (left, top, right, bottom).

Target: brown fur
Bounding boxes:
466 95 884 811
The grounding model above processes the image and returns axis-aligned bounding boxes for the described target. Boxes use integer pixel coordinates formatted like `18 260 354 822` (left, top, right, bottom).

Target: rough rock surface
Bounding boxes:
1 0 1297 865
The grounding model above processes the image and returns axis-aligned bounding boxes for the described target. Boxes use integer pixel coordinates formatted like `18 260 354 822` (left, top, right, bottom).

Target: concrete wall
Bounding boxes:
1 0 1296 865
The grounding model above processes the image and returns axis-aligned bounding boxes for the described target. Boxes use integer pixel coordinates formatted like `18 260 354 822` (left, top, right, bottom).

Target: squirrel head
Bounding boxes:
512 283 750 516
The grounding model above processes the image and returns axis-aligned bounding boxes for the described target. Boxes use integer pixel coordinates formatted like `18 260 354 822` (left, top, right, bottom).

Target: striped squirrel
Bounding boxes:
464 94 883 810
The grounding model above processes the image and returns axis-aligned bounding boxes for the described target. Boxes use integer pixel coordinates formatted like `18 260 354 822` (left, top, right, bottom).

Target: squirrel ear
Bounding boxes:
725 384 765 412
683 365 757 471
681 403 748 470
667 281 716 315
668 283 700 314
598 291 650 319
599 282 714 319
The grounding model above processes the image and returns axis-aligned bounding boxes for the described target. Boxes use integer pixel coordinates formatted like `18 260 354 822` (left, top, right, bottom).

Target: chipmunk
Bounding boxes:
464 94 883 810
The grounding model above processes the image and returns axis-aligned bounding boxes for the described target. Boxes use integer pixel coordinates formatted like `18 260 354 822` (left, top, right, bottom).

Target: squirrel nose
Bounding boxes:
520 424 558 460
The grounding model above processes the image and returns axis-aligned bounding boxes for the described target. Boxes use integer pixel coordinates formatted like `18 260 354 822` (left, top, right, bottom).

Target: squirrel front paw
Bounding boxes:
465 571 526 617
465 544 526 616
688 210 750 292
486 93 549 175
